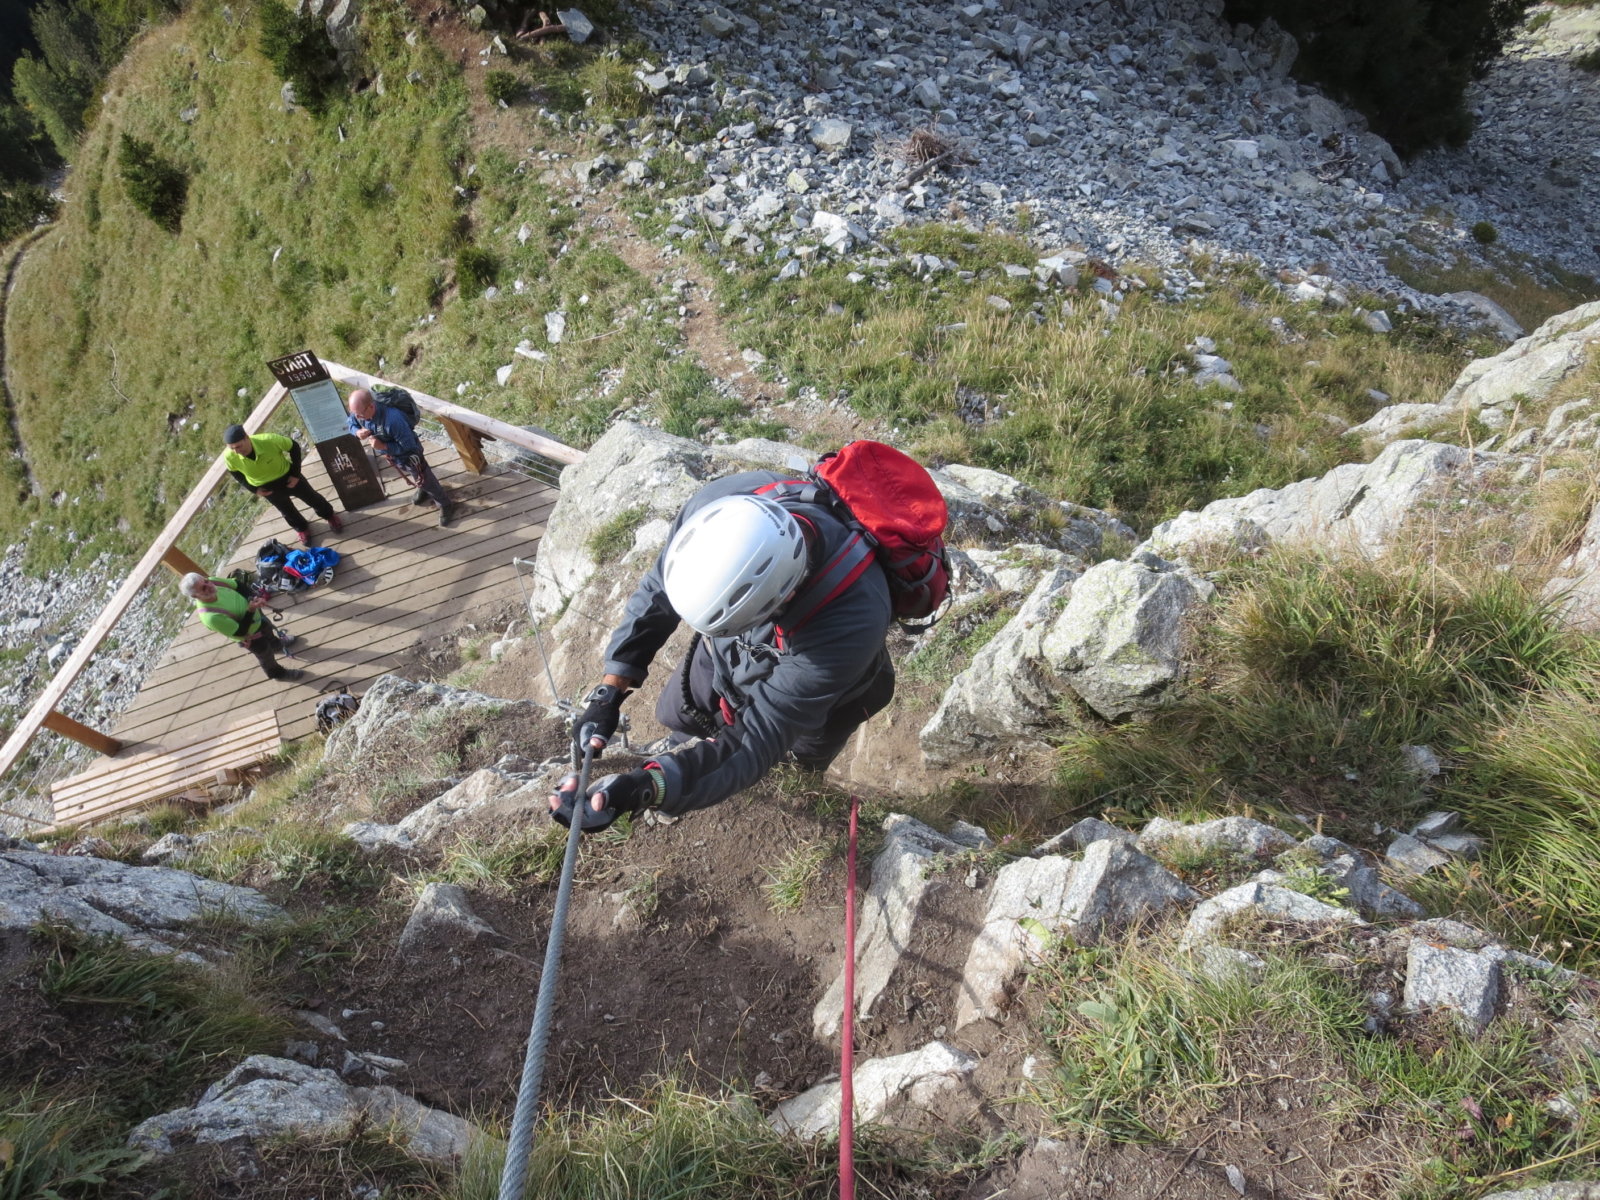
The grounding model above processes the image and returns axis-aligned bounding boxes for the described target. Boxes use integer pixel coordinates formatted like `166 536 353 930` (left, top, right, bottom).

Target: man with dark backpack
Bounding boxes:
346 387 458 527
550 442 949 832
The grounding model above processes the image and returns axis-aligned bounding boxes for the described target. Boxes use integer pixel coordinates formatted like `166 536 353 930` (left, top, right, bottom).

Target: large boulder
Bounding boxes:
1041 552 1215 720
1144 440 1487 561
128 1055 484 1164
956 840 1194 1028
0 846 284 955
918 564 1081 766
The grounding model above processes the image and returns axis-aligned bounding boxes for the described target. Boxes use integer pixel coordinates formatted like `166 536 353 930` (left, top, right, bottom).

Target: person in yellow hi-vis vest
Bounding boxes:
178 573 306 682
222 424 343 547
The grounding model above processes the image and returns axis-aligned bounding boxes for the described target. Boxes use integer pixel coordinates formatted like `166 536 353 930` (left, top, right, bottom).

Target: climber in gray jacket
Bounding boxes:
550 470 896 831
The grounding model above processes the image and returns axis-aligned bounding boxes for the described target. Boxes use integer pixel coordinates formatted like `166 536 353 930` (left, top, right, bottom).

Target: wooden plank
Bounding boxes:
52 719 281 825
55 744 279 826
442 418 489 474
108 545 543 746
116 478 554 715
114 500 556 726
53 721 281 804
53 712 281 795
0 382 290 777
161 547 205 577
322 359 586 466
52 718 280 803
41 710 123 756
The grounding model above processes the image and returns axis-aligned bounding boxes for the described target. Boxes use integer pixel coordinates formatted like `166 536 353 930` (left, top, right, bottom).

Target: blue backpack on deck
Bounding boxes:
283 545 341 587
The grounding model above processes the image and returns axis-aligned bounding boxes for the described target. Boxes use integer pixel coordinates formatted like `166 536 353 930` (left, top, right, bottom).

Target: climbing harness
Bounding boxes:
840 794 860 1200
496 725 597 1200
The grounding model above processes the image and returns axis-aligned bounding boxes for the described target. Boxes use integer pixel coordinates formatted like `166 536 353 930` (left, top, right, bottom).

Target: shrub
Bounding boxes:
1577 44 1600 72
117 133 186 231
1222 0 1536 154
0 181 59 242
257 0 341 113
1472 219 1499 245
484 69 523 105
455 244 498 292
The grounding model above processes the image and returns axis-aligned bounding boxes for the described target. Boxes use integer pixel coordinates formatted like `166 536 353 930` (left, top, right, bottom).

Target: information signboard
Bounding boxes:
266 351 384 509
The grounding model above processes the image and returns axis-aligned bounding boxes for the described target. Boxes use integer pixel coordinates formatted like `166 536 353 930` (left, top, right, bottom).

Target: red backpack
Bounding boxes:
758 441 950 632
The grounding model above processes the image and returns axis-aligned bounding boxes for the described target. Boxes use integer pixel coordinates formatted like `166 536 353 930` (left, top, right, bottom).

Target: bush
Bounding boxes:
0 181 59 242
484 68 523 105
1222 0 1536 154
117 133 186 231
1577 44 1600 72
257 0 341 113
1472 220 1499 245
455 244 498 292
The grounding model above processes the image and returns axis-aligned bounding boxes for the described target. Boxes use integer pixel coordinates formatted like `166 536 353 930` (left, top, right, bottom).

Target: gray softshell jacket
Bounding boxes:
601 470 893 814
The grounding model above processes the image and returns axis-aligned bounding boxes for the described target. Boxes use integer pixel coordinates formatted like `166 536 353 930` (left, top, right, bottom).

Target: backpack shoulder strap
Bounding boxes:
777 530 875 637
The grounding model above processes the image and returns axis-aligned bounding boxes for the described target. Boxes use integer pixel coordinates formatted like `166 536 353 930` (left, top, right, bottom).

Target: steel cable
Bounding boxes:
496 725 596 1200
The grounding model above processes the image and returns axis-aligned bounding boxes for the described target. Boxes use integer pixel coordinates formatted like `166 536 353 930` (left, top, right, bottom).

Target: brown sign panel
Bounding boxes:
316 434 386 510
267 350 331 389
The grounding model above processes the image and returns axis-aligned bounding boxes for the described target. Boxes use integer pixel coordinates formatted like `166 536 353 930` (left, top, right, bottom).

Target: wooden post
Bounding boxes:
41 710 123 757
160 546 205 577
442 417 489 474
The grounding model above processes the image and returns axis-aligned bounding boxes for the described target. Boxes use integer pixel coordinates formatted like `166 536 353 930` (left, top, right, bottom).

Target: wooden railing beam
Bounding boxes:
441 417 489 474
41 710 123 757
160 546 205 577
322 360 585 467
0 383 288 779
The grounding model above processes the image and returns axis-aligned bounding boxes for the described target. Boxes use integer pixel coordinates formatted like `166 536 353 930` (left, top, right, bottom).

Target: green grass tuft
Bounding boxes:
586 505 650 564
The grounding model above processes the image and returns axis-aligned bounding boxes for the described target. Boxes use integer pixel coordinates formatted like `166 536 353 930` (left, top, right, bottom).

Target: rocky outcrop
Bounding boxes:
344 760 557 851
322 675 540 770
1350 301 1600 442
128 1055 484 1163
1403 939 1501 1034
918 563 1080 766
1040 552 1215 720
920 551 1211 763
814 816 968 1040
957 839 1194 1028
1144 439 1488 560
0 845 284 954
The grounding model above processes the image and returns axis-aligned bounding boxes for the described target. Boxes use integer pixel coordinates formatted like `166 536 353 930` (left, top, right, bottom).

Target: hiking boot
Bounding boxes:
327 514 344 533
295 529 312 547
277 669 305 682
413 488 436 507
438 501 458 528
277 632 297 649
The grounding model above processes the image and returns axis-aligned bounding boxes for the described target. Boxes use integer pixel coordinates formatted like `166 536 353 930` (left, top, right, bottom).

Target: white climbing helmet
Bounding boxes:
662 494 809 637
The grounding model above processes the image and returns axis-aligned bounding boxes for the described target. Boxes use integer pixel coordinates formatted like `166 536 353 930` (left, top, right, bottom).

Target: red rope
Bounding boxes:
840 794 859 1200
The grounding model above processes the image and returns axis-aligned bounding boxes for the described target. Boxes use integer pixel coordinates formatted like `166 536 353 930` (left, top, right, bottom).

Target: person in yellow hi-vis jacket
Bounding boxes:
221 424 343 547
178 573 306 683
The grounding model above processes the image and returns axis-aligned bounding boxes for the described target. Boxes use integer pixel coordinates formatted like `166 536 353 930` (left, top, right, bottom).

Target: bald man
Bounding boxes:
346 388 457 527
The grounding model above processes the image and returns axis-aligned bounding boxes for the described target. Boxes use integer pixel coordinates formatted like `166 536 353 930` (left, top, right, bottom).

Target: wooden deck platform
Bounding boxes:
99 450 556 756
